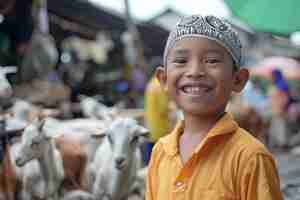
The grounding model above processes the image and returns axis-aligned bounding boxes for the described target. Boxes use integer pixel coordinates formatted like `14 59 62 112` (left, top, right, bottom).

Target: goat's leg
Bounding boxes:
84 164 96 192
22 176 34 200
92 172 107 200
47 191 60 200
21 189 32 200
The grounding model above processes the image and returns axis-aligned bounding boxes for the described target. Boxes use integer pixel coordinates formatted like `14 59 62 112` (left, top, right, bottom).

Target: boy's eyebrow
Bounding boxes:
202 49 225 57
172 49 189 56
172 49 225 56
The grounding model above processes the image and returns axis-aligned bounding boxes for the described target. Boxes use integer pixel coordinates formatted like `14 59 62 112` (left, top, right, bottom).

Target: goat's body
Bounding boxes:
54 136 87 192
14 120 65 200
45 118 106 163
19 141 64 200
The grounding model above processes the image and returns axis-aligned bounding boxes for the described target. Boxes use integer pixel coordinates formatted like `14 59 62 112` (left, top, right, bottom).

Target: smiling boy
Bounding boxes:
145 14 283 200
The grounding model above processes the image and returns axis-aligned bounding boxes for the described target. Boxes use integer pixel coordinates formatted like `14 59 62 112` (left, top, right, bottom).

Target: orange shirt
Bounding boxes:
146 113 283 200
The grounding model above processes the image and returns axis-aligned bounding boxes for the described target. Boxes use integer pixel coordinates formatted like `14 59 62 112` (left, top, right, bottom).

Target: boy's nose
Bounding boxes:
186 60 206 78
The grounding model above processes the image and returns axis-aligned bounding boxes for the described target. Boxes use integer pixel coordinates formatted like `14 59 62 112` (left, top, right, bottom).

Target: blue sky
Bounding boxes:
89 0 230 20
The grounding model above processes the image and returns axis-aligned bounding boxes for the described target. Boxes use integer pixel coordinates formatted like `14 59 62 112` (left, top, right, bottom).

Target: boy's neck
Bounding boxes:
183 112 225 136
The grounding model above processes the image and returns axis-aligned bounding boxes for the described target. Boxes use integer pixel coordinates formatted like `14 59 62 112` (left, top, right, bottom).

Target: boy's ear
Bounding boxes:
155 66 168 91
232 68 249 92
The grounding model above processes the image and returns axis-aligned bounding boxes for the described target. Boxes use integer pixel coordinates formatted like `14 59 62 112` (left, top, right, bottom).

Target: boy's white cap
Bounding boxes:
163 14 242 67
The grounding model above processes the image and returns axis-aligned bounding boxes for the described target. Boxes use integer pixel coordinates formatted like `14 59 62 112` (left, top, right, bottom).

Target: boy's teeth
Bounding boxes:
184 86 204 94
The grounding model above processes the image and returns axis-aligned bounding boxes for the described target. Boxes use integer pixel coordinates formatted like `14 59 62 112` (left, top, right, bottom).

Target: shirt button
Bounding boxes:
175 181 185 188
174 181 186 193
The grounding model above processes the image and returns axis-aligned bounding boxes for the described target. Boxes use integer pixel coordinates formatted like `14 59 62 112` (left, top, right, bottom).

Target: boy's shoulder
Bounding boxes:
155 124 272 160
156 133 175 150
152 114 273 162
154 130 177 152
228 127 273 158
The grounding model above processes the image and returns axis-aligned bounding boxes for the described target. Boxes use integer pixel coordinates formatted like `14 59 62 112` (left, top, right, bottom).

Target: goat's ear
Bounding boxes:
137 126 149 138
113 101 125 110
38 119 46 132
93 94 104 102
78 94 88 101
37 111 47 121
91 129 107 139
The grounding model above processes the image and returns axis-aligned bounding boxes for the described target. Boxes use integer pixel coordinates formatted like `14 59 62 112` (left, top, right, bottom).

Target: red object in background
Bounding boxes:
250 56 300 80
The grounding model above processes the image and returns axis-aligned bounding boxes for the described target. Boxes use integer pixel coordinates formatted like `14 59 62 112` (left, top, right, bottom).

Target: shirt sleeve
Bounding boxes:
239 153 283 200
145 142 162 200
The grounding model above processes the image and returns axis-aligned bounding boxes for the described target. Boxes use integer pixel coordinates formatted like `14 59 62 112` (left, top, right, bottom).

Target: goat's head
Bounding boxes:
79 95 118 121
93 118 149 171
79 95 100 118
15 118 53 167
11 99 36 121
0 66 17 98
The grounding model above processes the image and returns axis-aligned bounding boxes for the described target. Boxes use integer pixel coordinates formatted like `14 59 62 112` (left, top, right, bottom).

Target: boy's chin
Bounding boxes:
182 107 214 116
180 104 225 118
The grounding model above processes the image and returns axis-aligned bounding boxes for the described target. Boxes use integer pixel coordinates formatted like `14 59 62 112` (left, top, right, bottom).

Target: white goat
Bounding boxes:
0 66 17 112
79 95 118 121
89 118 148 200
15 119 64 200
4 99 62 134
5 99 38 131
0 66 17 98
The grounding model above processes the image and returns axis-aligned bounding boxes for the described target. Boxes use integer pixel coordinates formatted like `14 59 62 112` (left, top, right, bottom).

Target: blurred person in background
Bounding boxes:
268 69 296 148
0 0 33 60
143 73 179 165
270 69 295 114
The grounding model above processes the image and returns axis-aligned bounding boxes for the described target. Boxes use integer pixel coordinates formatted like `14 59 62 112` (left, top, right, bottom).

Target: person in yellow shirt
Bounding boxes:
144 75 173 164
146 14 283 200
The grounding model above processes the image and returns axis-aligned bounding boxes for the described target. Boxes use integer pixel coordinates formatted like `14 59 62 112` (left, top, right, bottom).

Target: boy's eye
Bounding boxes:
173 58 187 64
205 58 221 64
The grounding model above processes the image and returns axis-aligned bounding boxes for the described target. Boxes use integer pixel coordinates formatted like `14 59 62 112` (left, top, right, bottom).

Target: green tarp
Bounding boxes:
224 0 300 36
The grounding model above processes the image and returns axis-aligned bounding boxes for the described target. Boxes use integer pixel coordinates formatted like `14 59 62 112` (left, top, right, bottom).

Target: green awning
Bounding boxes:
224 0 300 36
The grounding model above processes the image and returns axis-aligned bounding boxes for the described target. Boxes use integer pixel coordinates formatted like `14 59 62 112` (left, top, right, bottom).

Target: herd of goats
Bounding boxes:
0 66 147 200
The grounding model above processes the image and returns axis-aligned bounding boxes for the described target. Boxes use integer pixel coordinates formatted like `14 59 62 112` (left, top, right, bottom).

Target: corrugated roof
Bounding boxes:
48 0 168 58
48 0 126 32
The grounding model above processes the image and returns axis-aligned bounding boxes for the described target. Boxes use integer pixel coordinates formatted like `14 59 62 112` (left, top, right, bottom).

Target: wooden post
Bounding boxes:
123 0 147 72
32 0 49 33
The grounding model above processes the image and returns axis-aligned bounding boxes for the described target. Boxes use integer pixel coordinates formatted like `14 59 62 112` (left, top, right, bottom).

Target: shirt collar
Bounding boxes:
161 113 238 156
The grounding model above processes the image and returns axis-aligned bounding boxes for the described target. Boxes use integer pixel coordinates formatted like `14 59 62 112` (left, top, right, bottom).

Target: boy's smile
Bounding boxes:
157 37 248 118
179 80 214 98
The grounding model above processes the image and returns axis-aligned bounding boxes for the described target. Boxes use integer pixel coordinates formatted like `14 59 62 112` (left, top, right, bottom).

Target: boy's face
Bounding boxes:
156 37 248 117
